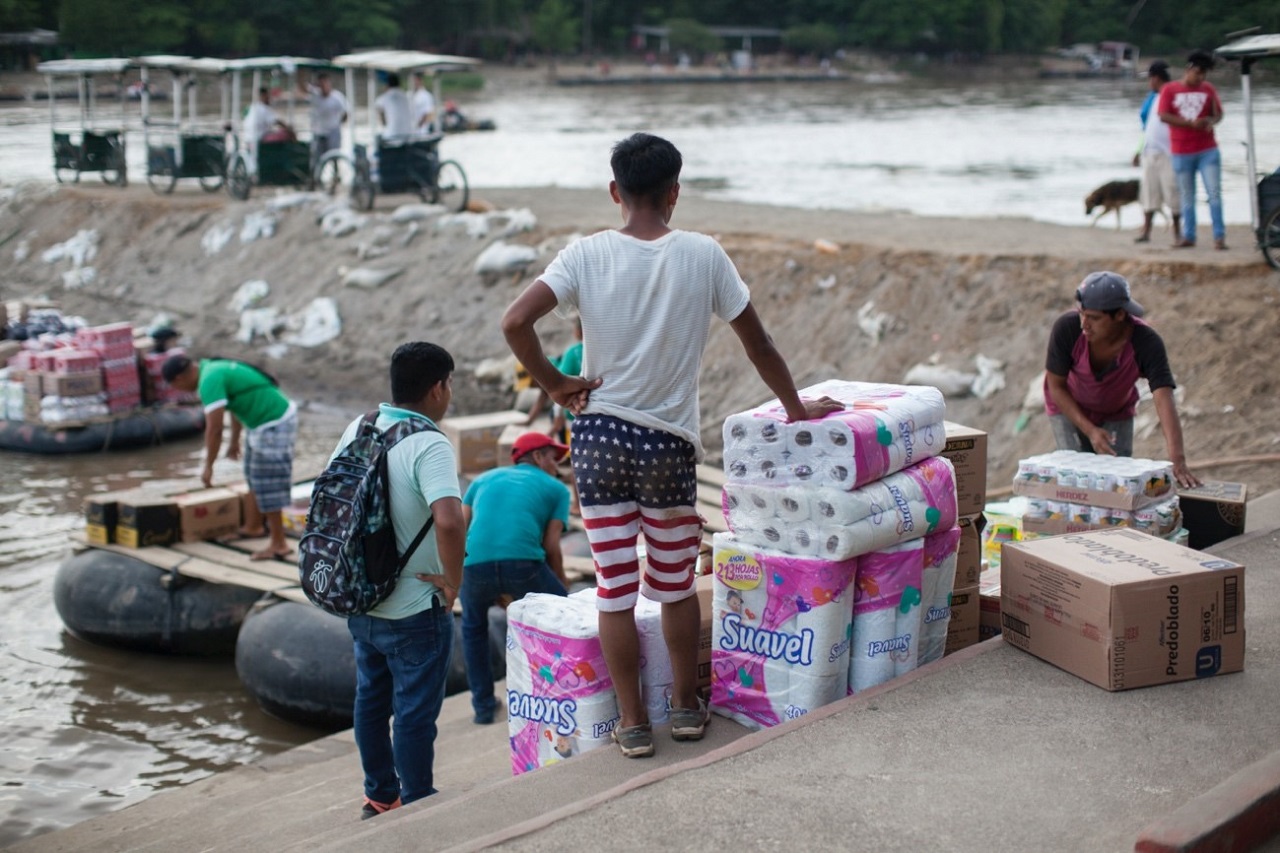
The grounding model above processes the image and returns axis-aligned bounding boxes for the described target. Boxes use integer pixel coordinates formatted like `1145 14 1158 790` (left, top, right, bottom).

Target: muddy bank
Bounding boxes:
1 182 1277 495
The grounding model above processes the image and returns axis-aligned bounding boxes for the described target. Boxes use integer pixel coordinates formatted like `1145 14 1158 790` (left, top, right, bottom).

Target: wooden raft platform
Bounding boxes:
66 463 730 600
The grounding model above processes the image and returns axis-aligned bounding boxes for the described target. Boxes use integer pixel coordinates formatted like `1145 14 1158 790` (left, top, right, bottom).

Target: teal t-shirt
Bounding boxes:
554 341 583 378
463 463 570 565
198 360 290 428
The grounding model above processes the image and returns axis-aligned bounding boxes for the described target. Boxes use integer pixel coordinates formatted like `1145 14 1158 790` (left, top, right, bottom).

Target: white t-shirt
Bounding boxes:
308 87 347 135
412 88 436 129
1143 100 1172 157
243 102 277 142
329 404 460 619
376 88 413 139
538 229 751 458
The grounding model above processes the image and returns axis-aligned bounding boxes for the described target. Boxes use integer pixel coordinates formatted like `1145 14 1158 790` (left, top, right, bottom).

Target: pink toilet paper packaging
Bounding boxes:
709 533 857 731
849 539 925 693
920 526 962 666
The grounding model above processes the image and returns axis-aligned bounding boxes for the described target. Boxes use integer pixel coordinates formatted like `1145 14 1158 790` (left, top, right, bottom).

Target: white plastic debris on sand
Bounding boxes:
971 354 1006 400
474 241 538 275
237 307 283 344
240 212 278 243
857 301 891 344
474 355 517 384
266 192 325 211
14 239 30 262
490 208 538 237
389 203 446 223
1021 373 1045 411
41 229 98 267
903 361 976 397
62 267 97 290
340 266 404 289
201 220 236 256
283 297 341 347
229 280 270 312
320 207 367 238
436 211 494 239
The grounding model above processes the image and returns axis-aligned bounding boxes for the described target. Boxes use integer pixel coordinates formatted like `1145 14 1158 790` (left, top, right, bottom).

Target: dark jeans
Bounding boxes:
1048 413 1134 457
461 559 567 720
347 602 452 806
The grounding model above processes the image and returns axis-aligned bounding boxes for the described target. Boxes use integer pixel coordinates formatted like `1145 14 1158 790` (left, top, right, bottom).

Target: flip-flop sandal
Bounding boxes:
250 549 294 562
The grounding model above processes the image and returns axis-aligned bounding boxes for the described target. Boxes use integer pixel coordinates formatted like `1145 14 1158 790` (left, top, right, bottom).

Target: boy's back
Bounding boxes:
540 229 748 456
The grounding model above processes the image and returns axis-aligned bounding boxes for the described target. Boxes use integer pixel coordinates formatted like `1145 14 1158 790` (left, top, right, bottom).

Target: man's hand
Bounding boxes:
1086 425 1117 456
551 375 603 415
1131 153 1141 168
226 442 241 461
787 396 845 423
1172 460 1202 490
201 461 215 488
415 573 458 608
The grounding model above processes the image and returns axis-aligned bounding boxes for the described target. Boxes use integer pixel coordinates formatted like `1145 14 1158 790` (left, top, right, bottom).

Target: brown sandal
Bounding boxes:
250 548 294 562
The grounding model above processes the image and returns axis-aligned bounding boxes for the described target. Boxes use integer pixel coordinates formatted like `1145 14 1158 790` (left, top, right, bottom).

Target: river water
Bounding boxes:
2 68 1279 846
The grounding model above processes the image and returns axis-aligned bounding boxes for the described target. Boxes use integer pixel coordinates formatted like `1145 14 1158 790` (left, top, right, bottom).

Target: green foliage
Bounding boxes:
532 0 578 57
783 23 839 57
0 0 45 30
665 17 718 58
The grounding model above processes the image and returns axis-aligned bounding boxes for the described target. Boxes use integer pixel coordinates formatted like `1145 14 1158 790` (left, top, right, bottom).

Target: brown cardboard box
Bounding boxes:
0 339 20 365
945 584 980 656
23 372 43 399
440 410 528 473
1001 528 1245 690
496 423 526 467
43 371 104 398
83 488 154 545
118 497 181 548
1178 481 1247 550
955 513 983 588
696 573 714 690
978 566 1002 641
175 489 241 542
942 422 988 517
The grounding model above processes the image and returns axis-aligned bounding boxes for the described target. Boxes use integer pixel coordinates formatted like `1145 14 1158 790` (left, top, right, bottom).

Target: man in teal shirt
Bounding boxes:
461 431 571 724
162 355 297 561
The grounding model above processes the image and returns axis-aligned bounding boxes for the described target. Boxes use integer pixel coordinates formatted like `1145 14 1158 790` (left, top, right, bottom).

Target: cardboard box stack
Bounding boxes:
714 381 962 729
1001 528 1245 690
87 487 243 549
940 423 987 656
78 323 141 415
440 410 528 474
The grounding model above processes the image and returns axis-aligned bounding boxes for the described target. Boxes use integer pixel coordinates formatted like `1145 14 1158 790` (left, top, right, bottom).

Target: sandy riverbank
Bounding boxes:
1 181 1277 495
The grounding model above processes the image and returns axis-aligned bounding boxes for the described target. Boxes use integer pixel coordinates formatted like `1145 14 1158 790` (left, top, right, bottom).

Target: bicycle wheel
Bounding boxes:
199 171 224 192
1262 207 1280 271
147 165 177 195
101 139 127 187
227 156 252 201
433 160 469 212
315 152 356 197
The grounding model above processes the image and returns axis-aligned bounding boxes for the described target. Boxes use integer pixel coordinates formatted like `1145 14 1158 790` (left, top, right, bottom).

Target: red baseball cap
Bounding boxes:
511 432 569 463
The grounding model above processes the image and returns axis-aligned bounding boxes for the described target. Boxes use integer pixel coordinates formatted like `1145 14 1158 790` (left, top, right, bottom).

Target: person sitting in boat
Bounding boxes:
442 99 467 132
162 355 298 561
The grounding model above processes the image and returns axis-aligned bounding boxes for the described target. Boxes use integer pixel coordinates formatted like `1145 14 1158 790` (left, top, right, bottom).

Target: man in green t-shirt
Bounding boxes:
162 355 297 561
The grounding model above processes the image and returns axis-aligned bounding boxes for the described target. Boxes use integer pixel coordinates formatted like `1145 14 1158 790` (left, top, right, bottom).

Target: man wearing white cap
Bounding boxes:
460 431 572 724
1043 271 1200 488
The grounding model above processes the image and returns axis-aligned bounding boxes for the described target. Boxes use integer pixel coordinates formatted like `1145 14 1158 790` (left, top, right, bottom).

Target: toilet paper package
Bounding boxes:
506 594 620 775
709 533 856 731
723 455 958 560
849 539 925 693
570 587 673 724
919 526 962 666
724 380 947 490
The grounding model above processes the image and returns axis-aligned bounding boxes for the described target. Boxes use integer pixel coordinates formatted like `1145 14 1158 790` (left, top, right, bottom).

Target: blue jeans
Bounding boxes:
461 559 567 720
1173 147 1224 242
347 602 452 806
1049 413 1134 457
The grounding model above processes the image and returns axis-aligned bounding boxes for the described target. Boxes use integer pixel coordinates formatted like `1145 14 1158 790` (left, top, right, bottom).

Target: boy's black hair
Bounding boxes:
1186 50 1217 72
386 72 401 89
610 133 682 207
390 342 453 405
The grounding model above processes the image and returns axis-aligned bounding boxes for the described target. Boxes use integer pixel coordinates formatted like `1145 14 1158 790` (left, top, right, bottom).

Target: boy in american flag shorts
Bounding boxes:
502 133 841 758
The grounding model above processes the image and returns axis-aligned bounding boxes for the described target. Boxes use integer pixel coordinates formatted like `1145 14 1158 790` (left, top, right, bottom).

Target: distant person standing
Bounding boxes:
411 73 436 132
460 431 571 725
1132 61 1181 244
376 72 413 140
300 72 348 168
1159 50 1226 250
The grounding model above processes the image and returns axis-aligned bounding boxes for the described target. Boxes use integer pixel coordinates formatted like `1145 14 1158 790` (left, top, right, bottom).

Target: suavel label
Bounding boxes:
714 549 763 591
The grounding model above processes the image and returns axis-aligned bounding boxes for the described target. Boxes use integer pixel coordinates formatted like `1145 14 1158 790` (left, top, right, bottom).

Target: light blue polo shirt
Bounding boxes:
329 404 460 620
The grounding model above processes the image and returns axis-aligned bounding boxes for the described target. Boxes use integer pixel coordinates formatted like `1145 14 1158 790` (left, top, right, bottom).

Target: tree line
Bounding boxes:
4 0 1277 63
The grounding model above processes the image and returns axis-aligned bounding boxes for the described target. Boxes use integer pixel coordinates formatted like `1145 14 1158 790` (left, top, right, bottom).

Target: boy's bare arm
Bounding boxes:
729 303 843 422
502 281 600 413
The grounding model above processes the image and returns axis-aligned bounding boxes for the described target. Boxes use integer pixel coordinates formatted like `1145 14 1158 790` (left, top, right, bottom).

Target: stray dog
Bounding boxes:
1085 179 1140 230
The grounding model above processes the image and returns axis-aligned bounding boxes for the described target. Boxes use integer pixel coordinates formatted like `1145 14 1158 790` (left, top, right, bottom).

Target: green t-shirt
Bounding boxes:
554 341 583 378
197 360 290 429
463 463 570 565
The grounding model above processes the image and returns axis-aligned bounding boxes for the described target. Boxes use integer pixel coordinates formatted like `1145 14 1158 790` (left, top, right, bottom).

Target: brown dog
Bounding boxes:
1085 179 1140 230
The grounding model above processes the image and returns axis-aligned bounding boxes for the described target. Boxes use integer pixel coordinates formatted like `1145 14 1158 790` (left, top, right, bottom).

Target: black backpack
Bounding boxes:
298 412 441 617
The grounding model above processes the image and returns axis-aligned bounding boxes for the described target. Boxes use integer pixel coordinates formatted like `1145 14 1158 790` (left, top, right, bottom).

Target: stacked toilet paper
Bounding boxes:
722 455 958 560
723 380 946 491
849 538 925 693
919 526 962 666
570 587 674 724
506 594 620 775
708 533 857 731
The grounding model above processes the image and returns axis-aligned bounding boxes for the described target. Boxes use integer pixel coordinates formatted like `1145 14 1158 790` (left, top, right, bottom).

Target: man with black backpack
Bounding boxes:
162 354 297 561
323 341 465 820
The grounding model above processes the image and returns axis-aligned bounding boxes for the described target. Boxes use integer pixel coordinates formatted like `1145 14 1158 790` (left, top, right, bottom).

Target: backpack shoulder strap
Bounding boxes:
375 415 445 572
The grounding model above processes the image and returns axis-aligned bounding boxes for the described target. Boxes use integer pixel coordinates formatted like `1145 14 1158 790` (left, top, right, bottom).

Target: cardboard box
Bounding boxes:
1179 481 1247 550
944 583 980 656
955 513 983 588
117 496 182 548
43 371 104 398
1020 503 1180 540
496 423 527 467
1000 528 1245 690
978 567 1002 641
942 422 988 517
175 489 241 542
441 410 528 473
696 573 714 690
83 488 153 545
23 372 43 399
